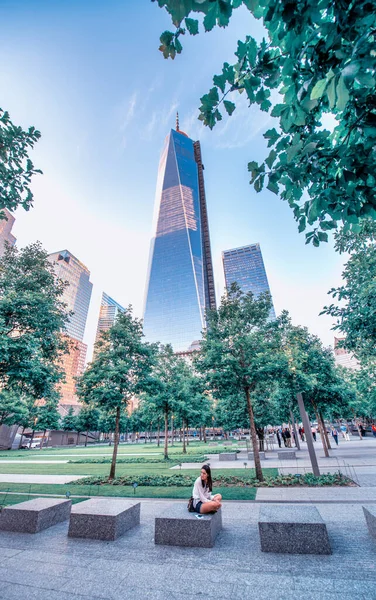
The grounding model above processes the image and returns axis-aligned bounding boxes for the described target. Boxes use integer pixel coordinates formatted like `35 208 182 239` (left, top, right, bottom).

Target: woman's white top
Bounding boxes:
192 476 214 508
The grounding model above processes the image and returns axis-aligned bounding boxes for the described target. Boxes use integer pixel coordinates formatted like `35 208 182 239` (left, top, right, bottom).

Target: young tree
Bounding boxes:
0 389 28 428
154 1 376 244
61 407 78 434
0 108 41 214
36 400 60 449
77 404 100 447
76 308 156 479
0 243 70 402
197 285 284 481
323 220 376 365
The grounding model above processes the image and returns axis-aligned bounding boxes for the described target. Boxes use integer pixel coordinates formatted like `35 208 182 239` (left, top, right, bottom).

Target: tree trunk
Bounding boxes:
313 406 329 458
199 426 202 441
319 410 332 449
29 429 35 447
76 431 80 445
182 419 187 454
290 410 300 450
157 419 160 447
40 429 47 450
203 427 207 443
109 406 121 480
18 426 26 449
245 387 263 482
186 421 189 445
85 430 89 447
164 410 169 460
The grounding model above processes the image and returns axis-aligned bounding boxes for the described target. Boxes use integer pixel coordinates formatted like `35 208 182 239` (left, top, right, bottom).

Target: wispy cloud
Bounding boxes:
142 99 179 140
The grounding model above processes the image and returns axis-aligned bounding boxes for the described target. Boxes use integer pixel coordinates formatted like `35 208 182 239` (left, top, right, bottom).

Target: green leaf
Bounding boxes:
298 217 306 233
223 100 236 116
336 76 349 111
317 231 328 243
263 128 279 147
265 149 277 169
246 37 258 66
203 6 218 32
326 77 336 109
355 72 376 87
267 178 279 195
213 73 227 93
184 18 199 35
310 78 328 100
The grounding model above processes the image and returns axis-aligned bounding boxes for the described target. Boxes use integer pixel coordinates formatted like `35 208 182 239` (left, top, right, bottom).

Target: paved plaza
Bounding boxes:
0 500 375 600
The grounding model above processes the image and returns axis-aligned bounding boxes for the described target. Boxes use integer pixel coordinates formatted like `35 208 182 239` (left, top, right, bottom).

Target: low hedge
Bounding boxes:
68 455 208 465
71 472 352 488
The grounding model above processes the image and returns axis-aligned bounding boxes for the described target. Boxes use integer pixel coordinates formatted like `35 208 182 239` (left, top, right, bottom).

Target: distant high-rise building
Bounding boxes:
222 243 276 318
0 209 16 257
143 119 216 352
47 250 93 407
95 292 125 345
333 337 359 370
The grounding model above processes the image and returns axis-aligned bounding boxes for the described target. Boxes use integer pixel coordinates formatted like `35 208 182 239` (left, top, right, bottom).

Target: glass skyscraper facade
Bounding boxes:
222 243 276 319
95 292 125 345
143 126 216 352
0 209 16 257
48 250 93 407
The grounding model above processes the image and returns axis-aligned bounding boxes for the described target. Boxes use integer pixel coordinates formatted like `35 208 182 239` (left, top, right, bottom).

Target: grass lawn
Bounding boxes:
0 441 267 501
0 483 257 503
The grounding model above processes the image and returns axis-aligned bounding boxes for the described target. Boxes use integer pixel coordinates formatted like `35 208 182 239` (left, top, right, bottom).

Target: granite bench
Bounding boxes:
219 453 237 461
155 504 222 548
278 450 296 460
258 505 331 555
0 497 71 533
208 442 218 446
248 451 265 460
363 506 376 538
68 498 140 541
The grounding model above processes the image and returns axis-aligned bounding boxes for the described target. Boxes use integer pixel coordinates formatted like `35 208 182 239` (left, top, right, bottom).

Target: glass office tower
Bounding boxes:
95 292 125 345
222 243 276 319
143 125 216 352
48 250 93 406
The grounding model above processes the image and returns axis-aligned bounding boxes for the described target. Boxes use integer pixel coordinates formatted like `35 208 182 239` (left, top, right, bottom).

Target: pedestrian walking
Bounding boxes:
276 429 282 448
331 427 339 446
372 424 376 438
284 428 291 448
311 426 317 442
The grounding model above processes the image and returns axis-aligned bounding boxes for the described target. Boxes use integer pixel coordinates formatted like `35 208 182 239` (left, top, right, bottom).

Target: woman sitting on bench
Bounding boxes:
192 464 222 514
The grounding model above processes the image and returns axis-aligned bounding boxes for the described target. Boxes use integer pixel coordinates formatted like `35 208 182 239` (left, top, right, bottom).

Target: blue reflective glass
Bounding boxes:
222 244 276 319
143 130 205 352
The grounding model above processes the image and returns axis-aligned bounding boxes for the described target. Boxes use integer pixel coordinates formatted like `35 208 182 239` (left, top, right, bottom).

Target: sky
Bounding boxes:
1 0 346 360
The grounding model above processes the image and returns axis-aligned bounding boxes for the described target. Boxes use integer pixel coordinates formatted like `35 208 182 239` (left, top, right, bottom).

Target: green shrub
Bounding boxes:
68 455 208 465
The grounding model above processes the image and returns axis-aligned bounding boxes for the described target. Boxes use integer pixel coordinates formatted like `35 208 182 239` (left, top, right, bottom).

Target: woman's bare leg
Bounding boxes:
200 500 222 513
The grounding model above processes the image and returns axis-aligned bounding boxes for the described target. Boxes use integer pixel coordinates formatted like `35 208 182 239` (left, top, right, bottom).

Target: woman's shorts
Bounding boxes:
193 501 202 514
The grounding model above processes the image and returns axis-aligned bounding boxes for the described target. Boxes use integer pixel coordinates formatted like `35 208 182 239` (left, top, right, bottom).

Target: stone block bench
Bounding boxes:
0 498 71 533
219 453 237 461
68 499 140 541
363 506 376 538
208 442 218 446
248 452 265 460
258 505 331 555
278 450 296 460
155 504 222 548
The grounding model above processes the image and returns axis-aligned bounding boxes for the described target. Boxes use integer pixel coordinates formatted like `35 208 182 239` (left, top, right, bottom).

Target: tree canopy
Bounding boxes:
0 108 41 216
154 0 376 245
0 242 70 402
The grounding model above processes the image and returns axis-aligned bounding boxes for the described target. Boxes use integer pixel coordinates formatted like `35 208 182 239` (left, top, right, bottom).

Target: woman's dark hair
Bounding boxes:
201 464 213 492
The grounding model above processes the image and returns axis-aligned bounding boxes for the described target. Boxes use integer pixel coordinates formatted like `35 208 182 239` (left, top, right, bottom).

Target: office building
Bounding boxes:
143 118 216 352
0 209 16 257
48 250 93 407
222 243 276 318
334 337 359 370
95 292 125 345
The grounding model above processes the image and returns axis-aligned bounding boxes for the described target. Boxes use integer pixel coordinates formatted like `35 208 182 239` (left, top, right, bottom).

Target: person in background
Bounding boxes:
331 426 339 446
311 426 317 442
372 423 376 438
276 429 282 448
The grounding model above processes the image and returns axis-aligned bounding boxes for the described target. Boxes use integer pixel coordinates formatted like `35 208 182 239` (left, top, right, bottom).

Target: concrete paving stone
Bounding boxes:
0 566 69 591
0 583 100 600
13 548 94 567
293 576 374 595
109 586 179 600
58 575 128 598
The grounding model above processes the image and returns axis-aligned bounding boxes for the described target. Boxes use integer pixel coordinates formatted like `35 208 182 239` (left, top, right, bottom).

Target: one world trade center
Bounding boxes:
143 117 216 352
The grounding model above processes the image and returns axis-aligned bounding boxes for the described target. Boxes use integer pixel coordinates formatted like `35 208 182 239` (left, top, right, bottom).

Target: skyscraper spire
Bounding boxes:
176 112 179 131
